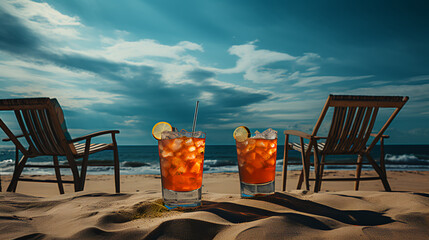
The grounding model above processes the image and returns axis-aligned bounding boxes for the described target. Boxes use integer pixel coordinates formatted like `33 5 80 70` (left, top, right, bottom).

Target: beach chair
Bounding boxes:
281 95 408 192
0 98 120 194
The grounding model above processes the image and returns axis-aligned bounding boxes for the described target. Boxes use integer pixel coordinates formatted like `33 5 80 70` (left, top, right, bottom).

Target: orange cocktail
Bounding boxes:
236 138 277 184
158 136 205 192
234 128 277 197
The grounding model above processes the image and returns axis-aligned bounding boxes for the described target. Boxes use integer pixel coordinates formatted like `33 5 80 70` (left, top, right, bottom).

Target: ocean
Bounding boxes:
1 145 428 176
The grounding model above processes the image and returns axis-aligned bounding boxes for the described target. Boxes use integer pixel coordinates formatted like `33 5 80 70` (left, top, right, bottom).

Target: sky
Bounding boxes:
0 0 428 145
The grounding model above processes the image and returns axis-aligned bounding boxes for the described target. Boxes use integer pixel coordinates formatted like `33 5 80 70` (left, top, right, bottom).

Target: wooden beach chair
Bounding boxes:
281 95 408 192
0 98 120 194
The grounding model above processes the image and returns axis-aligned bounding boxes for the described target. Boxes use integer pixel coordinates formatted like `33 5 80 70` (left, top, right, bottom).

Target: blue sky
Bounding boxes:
0 0 428 145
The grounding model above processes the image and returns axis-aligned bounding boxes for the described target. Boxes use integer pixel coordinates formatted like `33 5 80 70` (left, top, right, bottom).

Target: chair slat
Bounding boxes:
324 107 346 153
22 110 44 154
341 107 362 152
335 107 357 152
350 107 373 153
14 111 37 153
45 106 69 154
38 109 65 155
356 107 379 151
29 110 51 154
324 107 340 152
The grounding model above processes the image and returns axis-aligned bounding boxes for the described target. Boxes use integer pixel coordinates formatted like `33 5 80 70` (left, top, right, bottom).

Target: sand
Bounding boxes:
1 171 429 239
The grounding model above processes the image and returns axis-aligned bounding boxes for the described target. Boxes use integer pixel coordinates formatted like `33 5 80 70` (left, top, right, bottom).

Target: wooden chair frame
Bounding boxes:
0 98 120 194
281 95 408 192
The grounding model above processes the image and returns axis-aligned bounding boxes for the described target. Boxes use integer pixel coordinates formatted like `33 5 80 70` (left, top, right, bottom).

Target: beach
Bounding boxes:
1 170 429 239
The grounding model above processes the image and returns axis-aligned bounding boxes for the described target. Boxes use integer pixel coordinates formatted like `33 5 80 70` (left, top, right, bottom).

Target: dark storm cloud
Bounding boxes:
0 9 40 54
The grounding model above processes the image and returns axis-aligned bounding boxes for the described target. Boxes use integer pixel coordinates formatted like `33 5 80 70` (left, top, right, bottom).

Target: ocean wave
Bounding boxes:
385 154 429 164
122 161 150 167
204 159 236 167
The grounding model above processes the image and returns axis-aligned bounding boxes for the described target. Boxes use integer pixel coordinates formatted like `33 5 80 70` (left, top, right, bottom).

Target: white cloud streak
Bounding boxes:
0 0 82 40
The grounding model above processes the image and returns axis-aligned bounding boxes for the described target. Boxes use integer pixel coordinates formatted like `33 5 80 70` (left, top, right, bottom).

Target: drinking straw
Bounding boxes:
192 100 199 133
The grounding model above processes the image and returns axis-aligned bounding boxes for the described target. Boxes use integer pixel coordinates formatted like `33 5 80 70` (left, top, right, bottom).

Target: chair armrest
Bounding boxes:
313 136 327 140
370 133 390 139
71 130 120 142
284 130 312 139
2 134 25 142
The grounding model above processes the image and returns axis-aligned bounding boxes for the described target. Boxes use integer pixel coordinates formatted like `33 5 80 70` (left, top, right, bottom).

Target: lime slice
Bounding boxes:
233 126 251 142
152 122 173 140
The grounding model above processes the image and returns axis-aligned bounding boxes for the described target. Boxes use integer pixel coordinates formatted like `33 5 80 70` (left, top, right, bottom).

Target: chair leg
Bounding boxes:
7 155 29 192
299 138 310 190
313 149 320 192
365 153 391 191
79 156 89 192
297 170 304 189
355 155 363 190
53 156 64 194
282 135 289 191
316 155 325 192
113 147 120 193
79 140 91 192
66 154 81 192
379 138 386 173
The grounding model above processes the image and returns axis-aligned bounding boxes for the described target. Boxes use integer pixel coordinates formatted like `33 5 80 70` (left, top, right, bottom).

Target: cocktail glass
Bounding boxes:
235 129 277 197
158 130 206 208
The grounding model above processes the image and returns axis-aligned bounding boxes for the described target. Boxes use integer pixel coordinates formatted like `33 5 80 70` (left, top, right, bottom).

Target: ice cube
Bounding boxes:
188 146 196 152
195 139 205 147
190 162 201 174
185 138 194 146
266 159 276 166
252 130 263 139
246 152 256 161
244 142 255 152
161 131 181 139
262 128 277 140
161 159 171 169
170 157 182 166
245 166 254 175
191 131 203 138
198 147 205 154
170 138 183 151
256 140 268 148
176 166 186 175
186 153 196 160
161 150 173 158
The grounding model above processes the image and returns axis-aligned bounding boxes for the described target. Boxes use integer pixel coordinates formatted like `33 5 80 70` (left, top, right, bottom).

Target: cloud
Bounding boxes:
205 41 296 83
0 8 40 54
0 0 82 41
100 39 203 62
292 75 374 87
408 75 429 82
296 53 321 66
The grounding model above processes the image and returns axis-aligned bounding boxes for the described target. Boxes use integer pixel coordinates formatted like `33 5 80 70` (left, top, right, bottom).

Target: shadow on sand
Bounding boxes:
197 192 394 226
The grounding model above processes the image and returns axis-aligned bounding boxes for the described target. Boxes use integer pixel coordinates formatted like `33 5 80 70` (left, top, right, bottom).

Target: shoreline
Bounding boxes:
2 170 428 197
